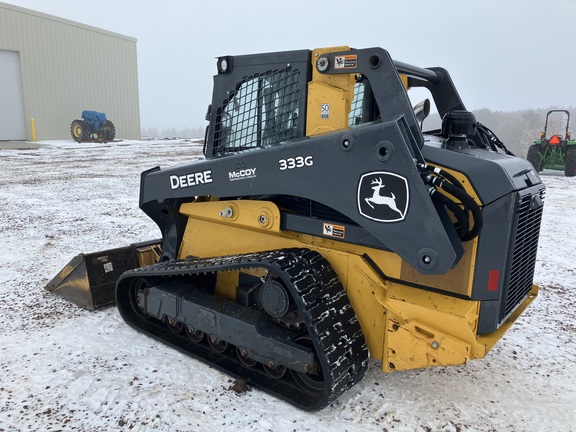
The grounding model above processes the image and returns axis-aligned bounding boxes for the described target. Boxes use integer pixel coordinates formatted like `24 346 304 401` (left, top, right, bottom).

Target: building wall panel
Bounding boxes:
0 49 26 139
0 2 140 140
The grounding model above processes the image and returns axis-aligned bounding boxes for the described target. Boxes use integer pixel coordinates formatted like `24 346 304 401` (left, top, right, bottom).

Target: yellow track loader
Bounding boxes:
47 46 544 411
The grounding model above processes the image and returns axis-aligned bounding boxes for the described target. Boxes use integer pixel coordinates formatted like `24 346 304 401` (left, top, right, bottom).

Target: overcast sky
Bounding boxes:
5 0 576 130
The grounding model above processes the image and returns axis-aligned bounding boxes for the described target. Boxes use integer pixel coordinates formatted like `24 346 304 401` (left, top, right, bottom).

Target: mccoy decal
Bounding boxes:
170 170 213 189
357 172 409 222
334 54 358 69
229 162 257 181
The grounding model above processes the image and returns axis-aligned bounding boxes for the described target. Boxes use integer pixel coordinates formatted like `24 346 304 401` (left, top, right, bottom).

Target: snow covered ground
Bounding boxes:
1 139 575 432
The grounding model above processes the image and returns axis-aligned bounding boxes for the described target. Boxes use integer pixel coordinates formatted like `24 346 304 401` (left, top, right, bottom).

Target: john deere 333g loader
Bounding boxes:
47 46 545 410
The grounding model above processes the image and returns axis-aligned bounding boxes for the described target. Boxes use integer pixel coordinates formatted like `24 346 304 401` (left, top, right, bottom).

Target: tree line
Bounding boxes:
141 126 205 140
143 105 575 158
425 106 575 157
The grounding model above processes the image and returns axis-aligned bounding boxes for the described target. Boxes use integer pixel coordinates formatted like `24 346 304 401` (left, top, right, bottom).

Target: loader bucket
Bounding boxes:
45 240 161 309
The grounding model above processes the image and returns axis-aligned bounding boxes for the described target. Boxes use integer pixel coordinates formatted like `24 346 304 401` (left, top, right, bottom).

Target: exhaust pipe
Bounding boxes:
413 98 431 128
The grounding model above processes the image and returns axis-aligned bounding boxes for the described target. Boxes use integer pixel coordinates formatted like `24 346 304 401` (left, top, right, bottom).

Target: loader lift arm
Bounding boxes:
141 47 480 275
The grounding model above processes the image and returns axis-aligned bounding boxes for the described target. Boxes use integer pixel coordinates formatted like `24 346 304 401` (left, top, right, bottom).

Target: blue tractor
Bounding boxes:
70 110 116 142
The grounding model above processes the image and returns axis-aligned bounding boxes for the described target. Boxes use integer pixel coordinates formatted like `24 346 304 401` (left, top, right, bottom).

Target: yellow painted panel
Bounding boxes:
215 270 239 300
306 46 356 137
176 200 519 371
385 318 471 371
306 81 350 136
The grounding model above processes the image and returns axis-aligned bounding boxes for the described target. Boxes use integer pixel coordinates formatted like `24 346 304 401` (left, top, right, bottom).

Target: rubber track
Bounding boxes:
116 248 369 411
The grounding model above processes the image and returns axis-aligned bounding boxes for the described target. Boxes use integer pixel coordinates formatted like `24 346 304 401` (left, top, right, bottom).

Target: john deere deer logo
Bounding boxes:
365 177 405 217
358 172 409 222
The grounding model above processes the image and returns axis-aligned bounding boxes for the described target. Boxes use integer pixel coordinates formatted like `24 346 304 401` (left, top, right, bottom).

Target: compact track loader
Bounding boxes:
47 46 545 410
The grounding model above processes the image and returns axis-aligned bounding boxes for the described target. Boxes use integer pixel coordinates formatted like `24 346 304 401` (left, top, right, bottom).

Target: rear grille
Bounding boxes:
503 188 545 318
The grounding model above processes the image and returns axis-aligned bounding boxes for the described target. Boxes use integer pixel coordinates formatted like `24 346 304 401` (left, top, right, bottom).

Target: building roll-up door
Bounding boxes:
0 50 26 140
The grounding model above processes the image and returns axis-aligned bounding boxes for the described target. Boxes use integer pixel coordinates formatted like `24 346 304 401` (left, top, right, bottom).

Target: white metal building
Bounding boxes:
0 2 140 140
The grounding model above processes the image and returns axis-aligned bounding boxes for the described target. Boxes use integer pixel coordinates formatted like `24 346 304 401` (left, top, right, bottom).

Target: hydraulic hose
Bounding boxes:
440 180 483 241
477 123 515 156
428 187 469 239
419 163 466 191
422 171 483 241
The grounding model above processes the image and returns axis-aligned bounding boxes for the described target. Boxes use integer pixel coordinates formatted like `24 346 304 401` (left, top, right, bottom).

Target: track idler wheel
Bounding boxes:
290 336 324 394
129 277 151 319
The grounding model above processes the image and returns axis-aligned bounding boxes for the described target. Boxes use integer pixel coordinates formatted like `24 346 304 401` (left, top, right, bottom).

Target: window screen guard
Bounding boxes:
213 68 301 156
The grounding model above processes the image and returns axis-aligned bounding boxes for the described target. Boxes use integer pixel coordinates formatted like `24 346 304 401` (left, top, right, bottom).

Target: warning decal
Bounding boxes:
334 54 358 69
323 223 345 239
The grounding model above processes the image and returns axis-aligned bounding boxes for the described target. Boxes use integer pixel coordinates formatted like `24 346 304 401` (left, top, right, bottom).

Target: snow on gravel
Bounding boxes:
1 140 575 432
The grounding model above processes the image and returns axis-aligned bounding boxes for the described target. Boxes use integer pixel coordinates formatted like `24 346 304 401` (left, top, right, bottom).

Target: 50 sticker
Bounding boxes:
279 156 314 171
